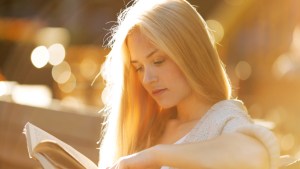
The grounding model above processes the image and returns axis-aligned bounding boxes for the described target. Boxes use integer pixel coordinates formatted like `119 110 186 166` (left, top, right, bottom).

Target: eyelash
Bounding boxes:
135 66 143 72
134 59 165 72
154 59 165 65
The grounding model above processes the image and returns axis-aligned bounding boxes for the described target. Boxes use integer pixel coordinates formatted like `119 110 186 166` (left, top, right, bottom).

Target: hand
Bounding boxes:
107 146 161 169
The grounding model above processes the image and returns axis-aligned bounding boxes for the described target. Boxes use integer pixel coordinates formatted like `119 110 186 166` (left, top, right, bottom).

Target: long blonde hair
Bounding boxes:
98 0 231 168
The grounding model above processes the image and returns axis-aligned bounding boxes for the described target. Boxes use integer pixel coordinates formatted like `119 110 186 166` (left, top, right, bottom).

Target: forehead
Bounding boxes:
127 29 157 61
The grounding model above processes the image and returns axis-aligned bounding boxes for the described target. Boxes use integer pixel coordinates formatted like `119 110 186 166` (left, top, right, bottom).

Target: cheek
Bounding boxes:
163 64 191 91
172 75 191 93
168 63 185 81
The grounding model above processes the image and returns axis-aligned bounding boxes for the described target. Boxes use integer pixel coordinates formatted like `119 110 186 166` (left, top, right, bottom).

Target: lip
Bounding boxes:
152 88 167 96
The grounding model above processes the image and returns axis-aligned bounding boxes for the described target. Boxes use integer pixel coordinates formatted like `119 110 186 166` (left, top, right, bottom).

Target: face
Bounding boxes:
127 29 193 108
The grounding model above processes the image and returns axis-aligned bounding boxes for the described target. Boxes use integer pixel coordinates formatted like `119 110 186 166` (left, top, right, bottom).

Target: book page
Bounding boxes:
24 122 98 169
35 141 87 169
34 153 56 169
24 122 61 156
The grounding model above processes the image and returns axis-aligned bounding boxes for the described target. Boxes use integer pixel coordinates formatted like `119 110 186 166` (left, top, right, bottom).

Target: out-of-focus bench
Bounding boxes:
0 100 102 169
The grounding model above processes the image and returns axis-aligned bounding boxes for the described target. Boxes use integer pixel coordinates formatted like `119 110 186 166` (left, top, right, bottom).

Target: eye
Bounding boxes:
133 65 144 72
136 67 143 72
153 58 165 65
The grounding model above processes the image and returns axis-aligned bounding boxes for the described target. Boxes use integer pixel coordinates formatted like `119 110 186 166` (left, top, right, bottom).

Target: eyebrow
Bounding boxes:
130 49 158 63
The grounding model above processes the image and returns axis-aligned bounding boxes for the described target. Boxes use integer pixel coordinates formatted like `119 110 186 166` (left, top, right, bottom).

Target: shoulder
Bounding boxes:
216 100 280 169
205 99 253 129
181 99 250 141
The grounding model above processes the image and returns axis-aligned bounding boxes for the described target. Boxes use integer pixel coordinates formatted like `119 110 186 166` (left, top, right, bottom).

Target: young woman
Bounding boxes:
98 0 280 168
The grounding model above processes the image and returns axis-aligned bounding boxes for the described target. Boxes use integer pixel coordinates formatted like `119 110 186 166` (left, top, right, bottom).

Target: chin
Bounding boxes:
157 101 176 109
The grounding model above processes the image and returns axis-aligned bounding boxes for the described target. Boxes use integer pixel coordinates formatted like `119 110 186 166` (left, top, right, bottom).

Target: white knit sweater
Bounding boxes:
161 99 280 169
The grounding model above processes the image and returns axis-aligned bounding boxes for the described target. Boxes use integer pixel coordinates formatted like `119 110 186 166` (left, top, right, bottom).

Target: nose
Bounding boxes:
142 67 158 85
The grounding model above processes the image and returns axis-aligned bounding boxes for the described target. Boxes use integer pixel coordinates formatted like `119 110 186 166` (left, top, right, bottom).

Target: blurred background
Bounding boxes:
1 0 300 168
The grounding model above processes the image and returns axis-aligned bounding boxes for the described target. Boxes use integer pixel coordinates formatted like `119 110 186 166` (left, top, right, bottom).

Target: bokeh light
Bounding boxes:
266 107 285 127
295 148 300 159
290 25 300 53
1 1 300 167
234 61 252 80
206 19 224 43
80 58 99 80
11 85 52 107
272 54 293 79
48 43 66 66
58 74 76 93
0 81 17 97
52 61 72 84
0 82 9 96
30 46 49 68
35 27 70 47
281 134 295 152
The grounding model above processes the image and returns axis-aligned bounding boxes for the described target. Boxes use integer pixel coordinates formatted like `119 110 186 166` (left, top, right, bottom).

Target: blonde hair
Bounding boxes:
98 0 231 168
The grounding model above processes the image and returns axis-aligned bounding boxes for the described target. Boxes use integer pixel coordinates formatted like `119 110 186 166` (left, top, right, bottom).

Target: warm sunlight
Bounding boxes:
2 0 300 168
11 85 52 107
31 46 50 68
51 61 72 84
58 74 76 93
35 27 70 47
206 19 224 43
48 43 66 66
235 61 252 80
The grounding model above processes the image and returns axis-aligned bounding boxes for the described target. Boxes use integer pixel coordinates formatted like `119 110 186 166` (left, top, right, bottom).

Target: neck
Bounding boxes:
176 94 212 124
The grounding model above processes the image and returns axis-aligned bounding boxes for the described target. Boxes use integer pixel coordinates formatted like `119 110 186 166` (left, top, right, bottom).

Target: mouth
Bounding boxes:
152 88 167 96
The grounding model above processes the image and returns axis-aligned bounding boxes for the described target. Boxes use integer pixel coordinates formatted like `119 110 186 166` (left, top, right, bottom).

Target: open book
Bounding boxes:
23 122 98 169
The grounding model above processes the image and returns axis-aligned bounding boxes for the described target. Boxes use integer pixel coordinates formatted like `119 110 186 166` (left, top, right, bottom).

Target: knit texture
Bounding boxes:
162 99 280 169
